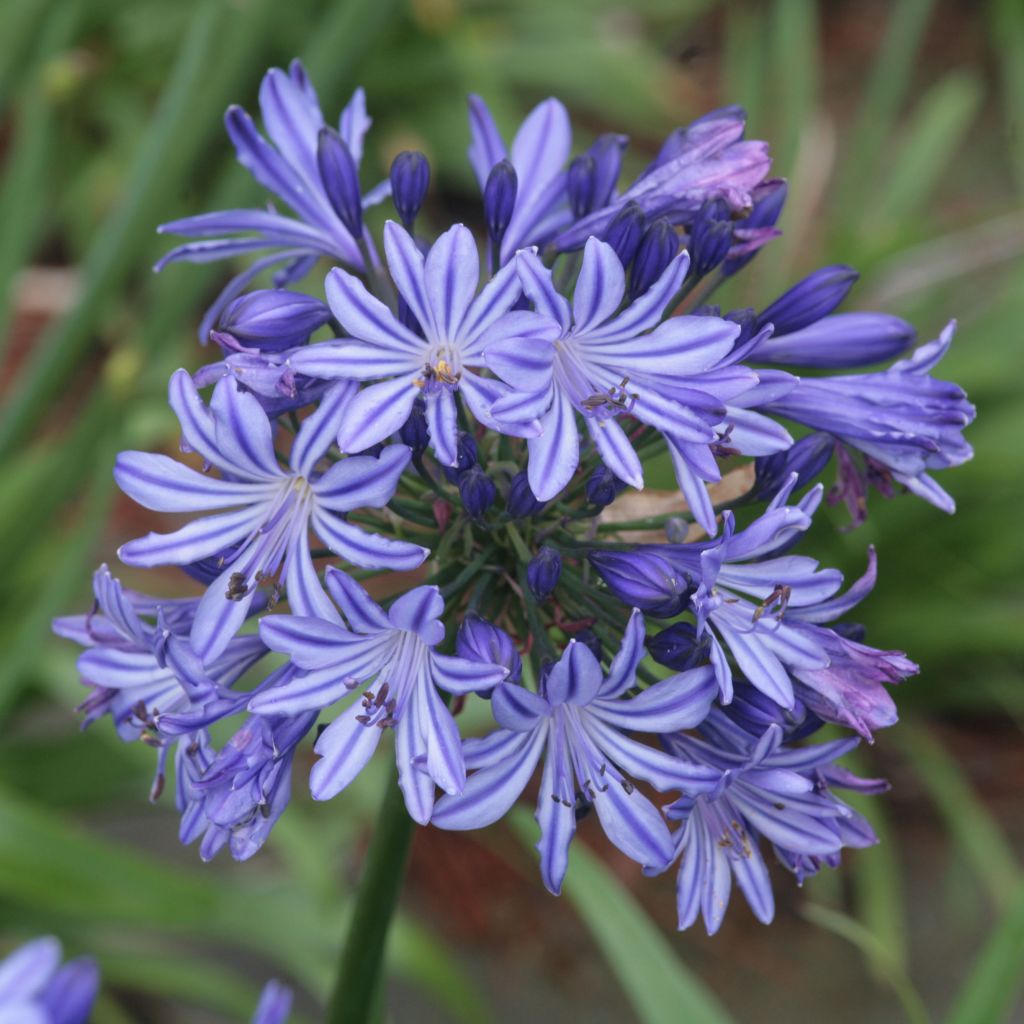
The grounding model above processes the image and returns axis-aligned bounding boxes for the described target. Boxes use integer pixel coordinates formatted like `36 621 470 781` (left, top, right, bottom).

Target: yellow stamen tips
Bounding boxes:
413 377 426 389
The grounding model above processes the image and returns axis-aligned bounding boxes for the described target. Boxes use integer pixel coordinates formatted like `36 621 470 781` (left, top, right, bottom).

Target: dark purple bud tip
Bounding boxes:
589 549 693 618
398 397 429 457
527 546 562 601
456 611 522 690
568 154 597 218
629 217 679 299
688 198 733 280
506 470 546 519
754 432 834 500
573 627 602 661
218 289 331 352
585 465 626 508
459 466 496 520
722 178 788 277
441 431 479 483
484 159 517 244
317 126 363 237
603 201 646 267
390 150 430 228
756 265 859 336
647 621 711 671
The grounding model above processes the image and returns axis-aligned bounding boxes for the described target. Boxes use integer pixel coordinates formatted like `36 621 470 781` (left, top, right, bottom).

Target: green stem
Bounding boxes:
325 771 415 1024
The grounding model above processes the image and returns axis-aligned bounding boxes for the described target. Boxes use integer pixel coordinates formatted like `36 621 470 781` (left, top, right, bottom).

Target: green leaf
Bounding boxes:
873 70 984 226
896 723 1020 909
837 0 936 210
802 903 932 1024
945 885 1024 1024
508 808 735 1024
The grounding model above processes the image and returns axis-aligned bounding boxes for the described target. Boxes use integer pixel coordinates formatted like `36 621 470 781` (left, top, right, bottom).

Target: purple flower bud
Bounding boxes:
688 198 733 279
215 289 331 352
585 465 626 508
586 133 628 209
484 159 517 244
398 397 429 457
603 201 646 266
459 466 496 519
750 312 916 369
717 679 818 743
589 549 693 618
527 546 562 600
756 265 859 336
506 470 546 519
568 154 597 218
317 126 363 237
722 177 787 277
754 432 834 500
441 431 478 483
456 611 522 689
647 621 711 671
629 217 679 299
390 151 431 228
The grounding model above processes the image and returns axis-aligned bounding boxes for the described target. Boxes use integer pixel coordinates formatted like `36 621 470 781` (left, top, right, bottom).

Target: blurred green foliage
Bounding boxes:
0 0 1022 1021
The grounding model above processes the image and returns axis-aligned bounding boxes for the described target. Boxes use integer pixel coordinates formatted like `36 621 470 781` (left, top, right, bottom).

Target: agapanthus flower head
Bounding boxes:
51 63 974 933
434 610 721 892
0 936 99 1024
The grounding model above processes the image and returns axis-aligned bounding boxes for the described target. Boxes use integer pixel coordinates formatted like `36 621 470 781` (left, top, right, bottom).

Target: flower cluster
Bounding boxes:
55 62 973 934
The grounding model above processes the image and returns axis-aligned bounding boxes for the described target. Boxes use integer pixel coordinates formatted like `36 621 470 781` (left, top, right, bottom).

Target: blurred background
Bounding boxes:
1 0 1022 1021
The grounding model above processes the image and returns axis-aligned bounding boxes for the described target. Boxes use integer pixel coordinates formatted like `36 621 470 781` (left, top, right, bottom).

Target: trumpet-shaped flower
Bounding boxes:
157 61 389 340
661 723 875 934
115 372 427 661
487 239 743 501
433 610 721 893
250 569 507 823
0 936 99 1024
52 565 265 743
287 222 554 466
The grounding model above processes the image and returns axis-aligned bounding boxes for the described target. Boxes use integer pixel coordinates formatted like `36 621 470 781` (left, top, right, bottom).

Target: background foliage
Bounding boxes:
1 0 1022 1020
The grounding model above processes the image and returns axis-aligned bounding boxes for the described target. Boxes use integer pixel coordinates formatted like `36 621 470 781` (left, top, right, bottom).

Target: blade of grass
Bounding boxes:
837 0 936 211
0 0 277 460
802 903 932 1024
945 885 1024 1024
896 722 1020 910
0 0 81 345
872 70 984 227
508 808 735 1024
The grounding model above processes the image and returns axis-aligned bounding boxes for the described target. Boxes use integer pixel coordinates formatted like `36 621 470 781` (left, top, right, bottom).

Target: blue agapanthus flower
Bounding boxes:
433 610 720 891
286 221 553 466
252 568 507 822
660 722 880 934
0 937 98 1024
115 371 426 660
157 61 389 341
52 61 975 944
